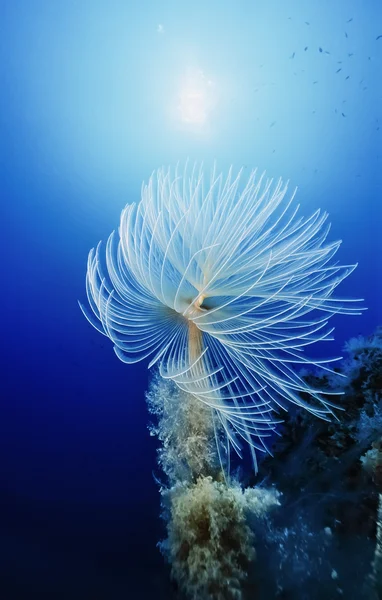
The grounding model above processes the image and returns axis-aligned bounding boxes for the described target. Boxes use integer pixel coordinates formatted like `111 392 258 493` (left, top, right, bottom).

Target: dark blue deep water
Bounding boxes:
1 1 381 598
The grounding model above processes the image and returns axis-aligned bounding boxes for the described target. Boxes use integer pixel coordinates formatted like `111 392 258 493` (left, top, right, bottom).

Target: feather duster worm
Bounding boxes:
80 164 362 470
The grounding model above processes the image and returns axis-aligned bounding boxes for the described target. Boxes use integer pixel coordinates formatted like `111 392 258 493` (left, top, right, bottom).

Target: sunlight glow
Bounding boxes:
177 69 217 130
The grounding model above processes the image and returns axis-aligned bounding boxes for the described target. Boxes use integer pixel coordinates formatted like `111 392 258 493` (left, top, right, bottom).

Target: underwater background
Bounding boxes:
1 0 381 598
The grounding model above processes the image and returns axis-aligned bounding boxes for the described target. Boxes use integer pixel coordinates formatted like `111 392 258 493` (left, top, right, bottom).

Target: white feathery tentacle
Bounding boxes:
80 163 364 471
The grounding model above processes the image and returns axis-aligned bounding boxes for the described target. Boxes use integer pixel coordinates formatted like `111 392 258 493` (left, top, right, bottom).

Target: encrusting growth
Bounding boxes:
147 375 280 600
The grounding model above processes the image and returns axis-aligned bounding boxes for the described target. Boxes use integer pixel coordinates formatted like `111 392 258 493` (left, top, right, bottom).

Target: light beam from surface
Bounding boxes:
176 68 217 133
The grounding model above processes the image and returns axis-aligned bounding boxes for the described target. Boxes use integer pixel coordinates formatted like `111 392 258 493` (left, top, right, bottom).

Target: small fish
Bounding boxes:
363 86 368 91
304 46 308 51
335 109 338 113
290 52 295 59
270 121 276 128
305 21 310 25
312 110 316 114
376 35 382 40
348 53 354 57
342 112 346 117
325 51 331 54
336 68 342 73
272 149 275 153
313 80 318 84
319 47 323 52
345 75 350 80
347 18 353 23
345 31 348 38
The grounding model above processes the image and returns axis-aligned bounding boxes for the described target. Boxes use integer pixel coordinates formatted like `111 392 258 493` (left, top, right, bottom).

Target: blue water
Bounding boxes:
1 1 381 598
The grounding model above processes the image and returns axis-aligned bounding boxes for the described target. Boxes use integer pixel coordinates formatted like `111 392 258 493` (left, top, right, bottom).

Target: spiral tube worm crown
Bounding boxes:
80 163 364 470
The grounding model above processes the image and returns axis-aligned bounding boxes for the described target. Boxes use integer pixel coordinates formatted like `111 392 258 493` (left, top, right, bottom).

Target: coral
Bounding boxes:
161 476 279 600
361 443 382 484
343 327 382 409
358 397 382 445
253 327 382 598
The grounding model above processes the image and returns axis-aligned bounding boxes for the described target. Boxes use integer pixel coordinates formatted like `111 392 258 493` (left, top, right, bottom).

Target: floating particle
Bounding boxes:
319 47 323 52
270 121 276 127
345 75 350 80
342 112 346 117
347 18 353 23
313 80 318 84
376 35 382 40
305 21 310 25
345 31 348 38
304 46 308 51
336 68 342 73
348 53 354 57
290 52 295 59
325 50 331 54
